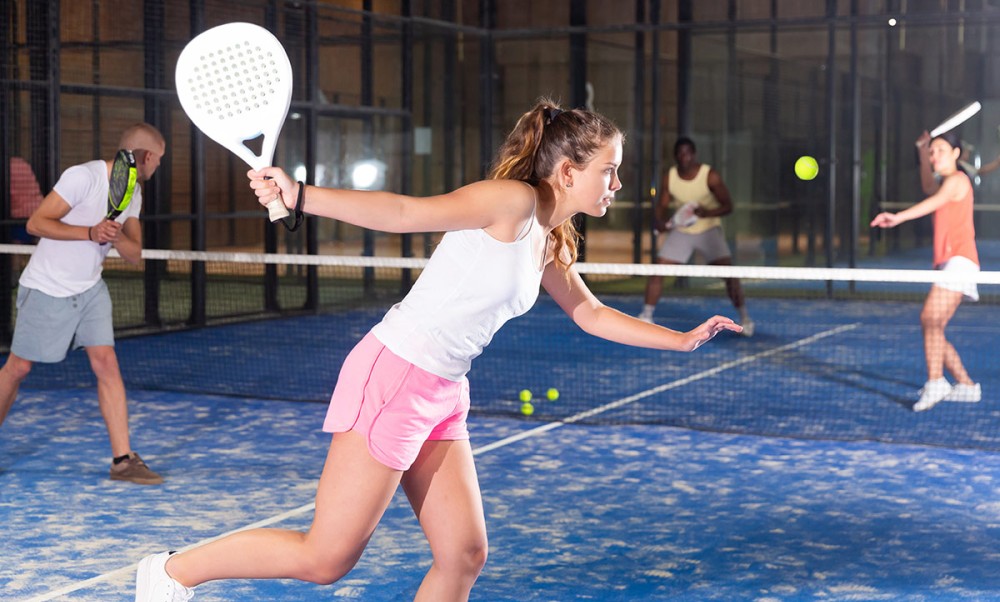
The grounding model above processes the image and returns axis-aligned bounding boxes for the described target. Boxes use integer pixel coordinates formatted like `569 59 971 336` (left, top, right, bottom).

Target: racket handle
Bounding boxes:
267 198 290 222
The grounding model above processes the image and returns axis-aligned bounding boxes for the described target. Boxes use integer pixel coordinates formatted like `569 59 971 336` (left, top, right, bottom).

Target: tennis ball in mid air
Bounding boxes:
519 389 533 402
794 156 819 181
521 401 535 416
546 388 560 401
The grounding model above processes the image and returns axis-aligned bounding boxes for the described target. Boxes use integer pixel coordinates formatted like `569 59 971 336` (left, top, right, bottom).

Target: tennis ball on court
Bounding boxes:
519 389 533 402
521 401 535 416
794 156 819 181
546 388 560 401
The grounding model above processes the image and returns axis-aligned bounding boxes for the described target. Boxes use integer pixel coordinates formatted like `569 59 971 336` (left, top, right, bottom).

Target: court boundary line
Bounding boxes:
24 323 858 601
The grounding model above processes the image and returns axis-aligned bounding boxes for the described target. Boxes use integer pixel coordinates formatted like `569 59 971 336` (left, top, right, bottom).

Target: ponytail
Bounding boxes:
488 98 621 272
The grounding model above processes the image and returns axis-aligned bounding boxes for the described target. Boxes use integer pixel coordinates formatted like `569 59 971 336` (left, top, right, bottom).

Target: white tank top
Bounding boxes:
372 198 543 381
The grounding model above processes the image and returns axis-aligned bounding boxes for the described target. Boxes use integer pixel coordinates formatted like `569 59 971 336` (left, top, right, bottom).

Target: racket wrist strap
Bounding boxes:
280 181 306 232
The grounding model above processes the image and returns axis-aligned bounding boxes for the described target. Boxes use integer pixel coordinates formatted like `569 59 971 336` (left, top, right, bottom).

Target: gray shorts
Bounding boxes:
658 226 732 264
11 281 115 363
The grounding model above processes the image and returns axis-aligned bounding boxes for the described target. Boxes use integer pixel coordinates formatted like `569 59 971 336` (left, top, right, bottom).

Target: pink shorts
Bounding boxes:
323 332 470 471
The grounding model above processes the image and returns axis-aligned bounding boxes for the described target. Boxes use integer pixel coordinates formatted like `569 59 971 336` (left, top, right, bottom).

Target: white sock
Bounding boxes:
640 304 656 317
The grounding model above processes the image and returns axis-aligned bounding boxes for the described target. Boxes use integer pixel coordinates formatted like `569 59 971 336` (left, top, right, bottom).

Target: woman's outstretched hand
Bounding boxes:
870 211 901 229
685 315 742 351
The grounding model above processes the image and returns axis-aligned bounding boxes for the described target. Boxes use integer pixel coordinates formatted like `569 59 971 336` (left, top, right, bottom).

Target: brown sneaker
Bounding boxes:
110 452 163 485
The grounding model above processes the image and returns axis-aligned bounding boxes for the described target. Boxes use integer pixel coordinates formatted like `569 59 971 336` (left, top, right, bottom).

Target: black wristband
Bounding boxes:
279 181 306 232
295 181 306 214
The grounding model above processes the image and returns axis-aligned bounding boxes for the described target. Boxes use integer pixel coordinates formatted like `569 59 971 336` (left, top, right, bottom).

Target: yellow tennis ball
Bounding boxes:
520 401 535 416
519 389 532 402
794 156 819 181
546 388 559 401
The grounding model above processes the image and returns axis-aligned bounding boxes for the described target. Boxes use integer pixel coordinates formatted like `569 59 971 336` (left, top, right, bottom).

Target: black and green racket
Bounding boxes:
107 149 137 220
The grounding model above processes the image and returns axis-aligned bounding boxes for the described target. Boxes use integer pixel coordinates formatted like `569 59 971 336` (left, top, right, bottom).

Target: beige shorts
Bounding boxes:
657 226 732 264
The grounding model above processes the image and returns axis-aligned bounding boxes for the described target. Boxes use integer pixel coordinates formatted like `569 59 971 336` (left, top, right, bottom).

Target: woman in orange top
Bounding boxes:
870 130 981 412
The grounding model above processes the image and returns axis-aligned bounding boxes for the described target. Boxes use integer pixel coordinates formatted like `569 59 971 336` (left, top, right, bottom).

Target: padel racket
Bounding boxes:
666 202 699 230
930 101 981 138
107 149 137 220
175 22 292 221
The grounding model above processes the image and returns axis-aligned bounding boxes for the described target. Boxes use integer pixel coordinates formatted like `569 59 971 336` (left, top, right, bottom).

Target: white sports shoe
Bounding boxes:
636 311 654 324
136 552 194 602
945 383 982 403
739 318 755 338
913 378 952 412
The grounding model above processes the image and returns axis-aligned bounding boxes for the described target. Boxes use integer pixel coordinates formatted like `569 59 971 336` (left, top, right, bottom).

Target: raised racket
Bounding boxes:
99 149 138 246
107 149 137 220
175 22 292 221
930 101 981 138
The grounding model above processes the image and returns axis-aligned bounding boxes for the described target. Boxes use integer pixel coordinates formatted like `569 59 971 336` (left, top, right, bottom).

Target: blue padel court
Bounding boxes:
3 287 1000 601
6 2 1000 600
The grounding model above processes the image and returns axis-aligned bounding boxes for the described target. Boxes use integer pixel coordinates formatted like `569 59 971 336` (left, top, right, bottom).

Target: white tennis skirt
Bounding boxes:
936 255 979 302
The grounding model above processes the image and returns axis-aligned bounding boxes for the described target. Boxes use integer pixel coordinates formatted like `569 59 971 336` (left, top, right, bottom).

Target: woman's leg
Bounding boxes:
920 286 964 382
401 439 488 602
942 338 975 385
167 430 403 587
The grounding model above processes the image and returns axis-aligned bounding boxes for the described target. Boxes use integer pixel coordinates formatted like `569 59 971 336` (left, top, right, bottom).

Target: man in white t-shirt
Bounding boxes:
0 123 166 484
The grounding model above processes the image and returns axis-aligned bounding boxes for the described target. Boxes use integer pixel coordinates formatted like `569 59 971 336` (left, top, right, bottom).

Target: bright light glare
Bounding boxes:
293 165 307 183
888 18 897 26
352 163 378 189
350 159 386 190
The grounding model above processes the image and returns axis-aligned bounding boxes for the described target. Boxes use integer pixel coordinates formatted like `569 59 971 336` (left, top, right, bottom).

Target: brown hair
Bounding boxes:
488 98 621 271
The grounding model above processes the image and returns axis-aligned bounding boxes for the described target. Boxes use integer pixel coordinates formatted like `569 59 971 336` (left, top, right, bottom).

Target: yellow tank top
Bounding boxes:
668 164 721 235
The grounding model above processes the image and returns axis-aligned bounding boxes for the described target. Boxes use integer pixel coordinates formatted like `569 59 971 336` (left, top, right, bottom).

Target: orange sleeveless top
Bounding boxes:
933 172 978 268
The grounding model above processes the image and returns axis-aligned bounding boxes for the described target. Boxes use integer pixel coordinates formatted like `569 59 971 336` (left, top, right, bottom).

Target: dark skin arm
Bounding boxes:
693 169 734 218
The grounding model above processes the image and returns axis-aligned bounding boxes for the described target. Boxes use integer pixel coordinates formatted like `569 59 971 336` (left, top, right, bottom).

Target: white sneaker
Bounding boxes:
913 378 952 412
136 552 194 602
739 318 755 338
945 383 982 403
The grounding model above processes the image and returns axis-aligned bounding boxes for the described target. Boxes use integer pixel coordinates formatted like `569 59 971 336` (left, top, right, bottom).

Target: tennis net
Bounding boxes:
1 244 998 451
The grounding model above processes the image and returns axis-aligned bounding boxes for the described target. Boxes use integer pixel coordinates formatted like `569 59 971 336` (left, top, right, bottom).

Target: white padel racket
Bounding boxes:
929 101 981 138
666 202 699 230
175 22 292 221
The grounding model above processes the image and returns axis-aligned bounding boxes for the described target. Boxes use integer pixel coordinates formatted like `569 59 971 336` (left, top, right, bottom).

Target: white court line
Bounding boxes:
24 322 858 601
22 506 315 602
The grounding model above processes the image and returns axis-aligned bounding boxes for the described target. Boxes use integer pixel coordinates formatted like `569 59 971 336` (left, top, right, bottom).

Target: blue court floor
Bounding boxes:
3 388 1000 601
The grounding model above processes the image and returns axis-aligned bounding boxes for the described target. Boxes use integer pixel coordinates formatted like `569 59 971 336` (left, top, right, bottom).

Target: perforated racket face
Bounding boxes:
675 203 698 228
175 22 293 170
107 149 137 219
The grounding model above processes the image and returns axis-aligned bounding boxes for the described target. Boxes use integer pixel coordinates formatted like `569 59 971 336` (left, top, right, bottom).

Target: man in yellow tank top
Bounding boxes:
637 137 754 336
